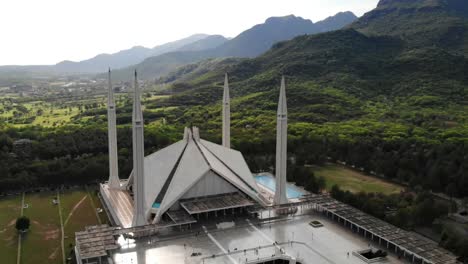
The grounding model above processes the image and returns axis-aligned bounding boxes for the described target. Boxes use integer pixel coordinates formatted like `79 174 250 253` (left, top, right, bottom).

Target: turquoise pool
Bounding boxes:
255 175 304 199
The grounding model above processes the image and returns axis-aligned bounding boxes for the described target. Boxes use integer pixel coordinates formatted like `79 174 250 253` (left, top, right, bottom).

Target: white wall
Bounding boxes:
181 170 238 199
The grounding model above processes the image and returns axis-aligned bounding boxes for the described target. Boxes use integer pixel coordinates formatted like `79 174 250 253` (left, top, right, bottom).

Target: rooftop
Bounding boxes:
75 225 120 259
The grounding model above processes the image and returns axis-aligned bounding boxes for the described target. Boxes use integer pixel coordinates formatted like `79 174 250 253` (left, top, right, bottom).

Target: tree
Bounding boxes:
462 198 468 212
446 183 457 198
15 216 30 232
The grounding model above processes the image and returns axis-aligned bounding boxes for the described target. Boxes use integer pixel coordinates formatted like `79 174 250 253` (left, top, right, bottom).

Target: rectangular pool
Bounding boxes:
255 174 305 199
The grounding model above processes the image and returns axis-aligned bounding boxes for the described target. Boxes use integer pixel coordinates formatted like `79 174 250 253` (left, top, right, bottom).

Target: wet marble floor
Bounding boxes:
111 212 409 264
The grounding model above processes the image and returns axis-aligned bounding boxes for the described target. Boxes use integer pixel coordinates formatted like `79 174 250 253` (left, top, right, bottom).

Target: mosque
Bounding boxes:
75 71 460 264
100 70 289 228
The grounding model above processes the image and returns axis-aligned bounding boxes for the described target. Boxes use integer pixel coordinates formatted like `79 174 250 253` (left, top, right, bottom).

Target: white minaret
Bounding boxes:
107 69 120 189
132 70 147 227
222 73 231 148
274 76 288 205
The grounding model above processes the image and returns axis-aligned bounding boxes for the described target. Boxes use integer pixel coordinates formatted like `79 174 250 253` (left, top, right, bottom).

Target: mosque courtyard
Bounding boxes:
111 211 407 264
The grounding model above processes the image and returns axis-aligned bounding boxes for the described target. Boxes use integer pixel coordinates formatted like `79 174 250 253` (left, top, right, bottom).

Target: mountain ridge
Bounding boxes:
53 34 212 73
110 12 358 80
158 0 468 105
211 12 358 57
0 34 216 74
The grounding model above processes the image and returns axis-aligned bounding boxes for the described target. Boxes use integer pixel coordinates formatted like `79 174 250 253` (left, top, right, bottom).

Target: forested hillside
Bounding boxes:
352 0 468 56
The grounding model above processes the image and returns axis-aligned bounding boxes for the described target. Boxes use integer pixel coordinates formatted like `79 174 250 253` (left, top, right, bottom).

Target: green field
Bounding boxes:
21 192 62 264
0 189 107 264
311 164 404 195
0 100 81 127
0 94 109 127
88 190 110 225
61 190 101 259
0 196 21 264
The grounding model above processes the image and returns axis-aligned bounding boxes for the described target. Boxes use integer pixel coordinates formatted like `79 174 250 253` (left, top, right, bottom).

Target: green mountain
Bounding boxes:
160 0 468 104
161 28 467 102
109 51 211 83
351 0 468 56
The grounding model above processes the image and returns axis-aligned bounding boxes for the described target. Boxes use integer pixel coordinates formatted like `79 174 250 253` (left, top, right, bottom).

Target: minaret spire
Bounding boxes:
274 76 288 205
107 69 120 188
222 73 231 148
132 70 147 226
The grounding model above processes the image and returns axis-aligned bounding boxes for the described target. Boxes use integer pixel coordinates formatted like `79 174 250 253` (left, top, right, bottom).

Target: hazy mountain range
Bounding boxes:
210 11 358 58
54 34 218 73
0 34 220 74
0 11 357 78
109 12 358 80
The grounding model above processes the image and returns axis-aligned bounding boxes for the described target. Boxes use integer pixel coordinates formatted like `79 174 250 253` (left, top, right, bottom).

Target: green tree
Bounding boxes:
462 198 468 212
15 216 30 232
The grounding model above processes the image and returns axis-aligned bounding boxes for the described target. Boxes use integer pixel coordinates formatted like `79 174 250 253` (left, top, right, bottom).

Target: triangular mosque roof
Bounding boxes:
127 127 265 220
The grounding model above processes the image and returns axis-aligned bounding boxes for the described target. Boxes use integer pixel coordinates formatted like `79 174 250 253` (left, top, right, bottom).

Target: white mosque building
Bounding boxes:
77 71 460 264
100 70 289 228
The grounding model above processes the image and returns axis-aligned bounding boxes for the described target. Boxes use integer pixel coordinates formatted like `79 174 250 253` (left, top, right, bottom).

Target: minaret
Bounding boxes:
107 69 120 189
132 70 147 227
274 76 288 205
222 73 231 148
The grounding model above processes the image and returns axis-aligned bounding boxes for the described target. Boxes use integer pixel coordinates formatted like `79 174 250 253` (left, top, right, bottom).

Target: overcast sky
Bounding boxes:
0 0 379 65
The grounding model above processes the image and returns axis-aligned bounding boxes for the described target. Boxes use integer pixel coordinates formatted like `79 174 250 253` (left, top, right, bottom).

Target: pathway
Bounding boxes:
86 188 102 224
16 192 25 264
63 195 88 226
57 190 66 264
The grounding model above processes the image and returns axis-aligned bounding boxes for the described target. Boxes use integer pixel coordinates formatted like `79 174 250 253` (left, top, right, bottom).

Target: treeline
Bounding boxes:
330 185 451 228
235 132 467 198
0 124 178 193
0 121 466 199
287 165 325 194
440 225 468 263
322 137 467 198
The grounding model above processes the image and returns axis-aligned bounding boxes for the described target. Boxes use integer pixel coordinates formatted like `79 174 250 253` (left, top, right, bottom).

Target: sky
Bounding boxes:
0 0 379 66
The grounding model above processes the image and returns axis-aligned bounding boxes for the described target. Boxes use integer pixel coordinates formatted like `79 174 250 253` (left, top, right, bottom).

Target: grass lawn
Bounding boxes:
311 163 404 195
0 100 82 127
0 93 109 127
88 190 110 225
31 105 81 127
0 189 111 263
60 190 100 259
7 189 110 263
0 196 21 264
21 192 62 264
